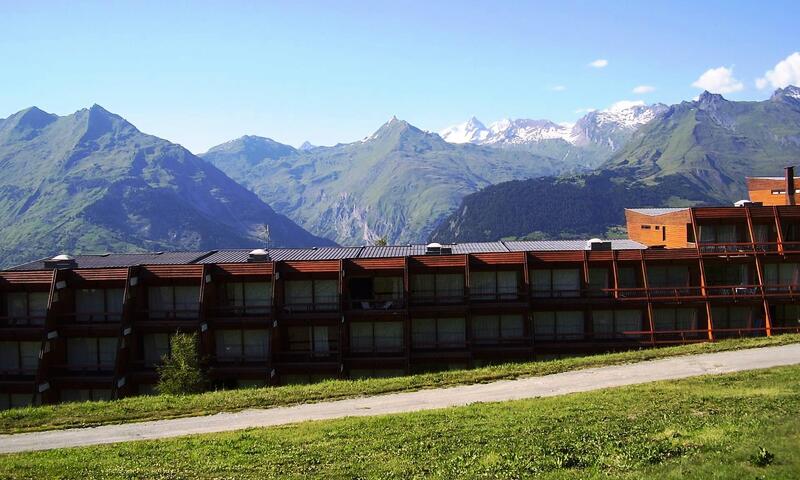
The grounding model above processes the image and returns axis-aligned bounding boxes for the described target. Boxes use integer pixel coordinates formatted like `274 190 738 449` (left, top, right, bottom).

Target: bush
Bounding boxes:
156 332 207 395
750 447 775 467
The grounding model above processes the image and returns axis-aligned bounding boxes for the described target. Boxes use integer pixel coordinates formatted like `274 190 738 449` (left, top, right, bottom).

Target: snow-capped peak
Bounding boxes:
438 116 489 143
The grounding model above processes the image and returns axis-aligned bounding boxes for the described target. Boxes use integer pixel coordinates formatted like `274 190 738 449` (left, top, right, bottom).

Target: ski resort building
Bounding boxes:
2 171 800 408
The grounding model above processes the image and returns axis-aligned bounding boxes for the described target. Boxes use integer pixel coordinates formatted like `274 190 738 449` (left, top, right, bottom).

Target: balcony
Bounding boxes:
349 295 405 310
209 304 272 318
61 311 122 324
469 287 524 302
0 315 46 328
409 289 466 306
282 295 340 313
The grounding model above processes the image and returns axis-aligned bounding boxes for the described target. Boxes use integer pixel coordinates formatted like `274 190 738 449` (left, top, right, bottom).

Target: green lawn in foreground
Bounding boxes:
1 334 799 435
1 364 798 479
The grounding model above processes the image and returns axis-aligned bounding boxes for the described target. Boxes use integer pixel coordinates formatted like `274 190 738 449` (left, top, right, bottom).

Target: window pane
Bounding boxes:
287 327 310 351
437 317 466 347
374 322 403 352
592 310 614 338
531 270 551 297
500 314 524 338
76 289 105 322
411 318 436 348
471 272 496 298
588 268 609 291
472 315 499 340
143 333 170 366
374 277 402 298
314 280 338 309
674 308 697 331
437 274 464 299
28 292 49 318
497 271 519 296
0 341 19 370
286 281 312 305
148 286 172 317
557 311 584 338
106 289 124 319
411 274 435 294
653 309 675 331
533 312 556 338
244 282 271 307
552 269 580 297
243 330 269 358
98 338 117 367
616 310 643 334
6 293 28 320
67 338 97 366
216 330 242 359
312 325 331 353
19 341 40 372
350 323 373 352
174 286 199 317
618 267 637 288
225 283 244 306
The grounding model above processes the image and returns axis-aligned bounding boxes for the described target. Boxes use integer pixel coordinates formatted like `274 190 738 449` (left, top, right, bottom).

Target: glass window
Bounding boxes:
552 270 580 297
314 280 338 310
143 333 170 366
533 312 556 338
350 322 373 352
531 270 552 297
534 311 583 339
75 289 105 322
6 292 28 320
618 267 638 288
312 325 331 353
500 314 524 338
244 282 271 308
497 271 519 297
437 274 464 300
411 318 436 348
67 337 96 366
148 286 172 317
287 326 310 351
472 315 500 340
19 341 39 372
243 330 269 358
374 322 402 351
654 308 698 331
0 342 20 370
98 338 117 366
286 281 313 306
374 277 402 299
411 274 435 296
438 317 466 347
588 268 609 295
216 330 242 359
174 286 199 317
28 292 49 318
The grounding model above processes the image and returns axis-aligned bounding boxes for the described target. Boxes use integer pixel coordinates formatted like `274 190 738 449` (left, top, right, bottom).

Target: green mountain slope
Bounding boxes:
0 105 332 267
203 118 564 245
431 87 800 242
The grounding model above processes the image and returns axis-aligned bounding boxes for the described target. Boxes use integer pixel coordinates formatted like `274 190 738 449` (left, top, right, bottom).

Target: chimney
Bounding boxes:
786 166 796 206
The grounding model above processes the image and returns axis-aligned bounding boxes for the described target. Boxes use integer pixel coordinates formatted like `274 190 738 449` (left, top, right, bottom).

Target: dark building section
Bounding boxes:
1 205 800 409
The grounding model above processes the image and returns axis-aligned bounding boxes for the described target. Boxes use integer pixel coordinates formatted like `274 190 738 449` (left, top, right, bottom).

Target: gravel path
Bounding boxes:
2 343 799 454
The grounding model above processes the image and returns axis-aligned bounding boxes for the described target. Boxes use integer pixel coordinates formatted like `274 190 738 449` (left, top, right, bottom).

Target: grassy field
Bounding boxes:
2 334 799 435
1 364 798 479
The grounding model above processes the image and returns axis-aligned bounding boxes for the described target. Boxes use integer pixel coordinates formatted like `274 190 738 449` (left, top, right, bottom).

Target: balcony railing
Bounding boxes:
712 327 768 339
349 295 405 310
60 312 122 324
273 350 339 363
212 354 270 365
210 304 272 317
139 308 200 320
469 287 524 302
0 315 46 327
53 363 116 374
699 241 756 254
530 289 582 299
409 289 466 305
705 284 763 298
282 295 340 313
0 366 38 376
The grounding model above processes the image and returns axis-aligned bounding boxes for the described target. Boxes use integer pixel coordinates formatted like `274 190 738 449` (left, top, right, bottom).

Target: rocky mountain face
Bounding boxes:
203 117 565 246
431 87 800 242
0 105 332 267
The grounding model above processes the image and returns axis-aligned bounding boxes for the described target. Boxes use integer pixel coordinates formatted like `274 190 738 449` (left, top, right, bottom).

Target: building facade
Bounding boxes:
1 205 800 409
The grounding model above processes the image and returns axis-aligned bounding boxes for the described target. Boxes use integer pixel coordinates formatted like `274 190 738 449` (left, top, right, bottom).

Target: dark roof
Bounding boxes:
5 240 648 271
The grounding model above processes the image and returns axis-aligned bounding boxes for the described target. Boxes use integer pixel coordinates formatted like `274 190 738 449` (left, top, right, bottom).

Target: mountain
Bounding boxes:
298 141 316 151
431 87 800 242
439 103 668 169
203 117 565 246
0 105 332 267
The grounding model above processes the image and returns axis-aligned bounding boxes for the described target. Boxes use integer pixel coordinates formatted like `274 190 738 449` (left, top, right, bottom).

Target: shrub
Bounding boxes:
750 447 774 467
156 332 207 395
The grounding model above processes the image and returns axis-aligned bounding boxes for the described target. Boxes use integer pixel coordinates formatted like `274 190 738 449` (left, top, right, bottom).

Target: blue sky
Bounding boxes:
1 1 799 152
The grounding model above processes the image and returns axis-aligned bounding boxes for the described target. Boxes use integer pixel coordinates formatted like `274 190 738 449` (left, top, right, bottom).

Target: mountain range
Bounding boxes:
431 86 800 242
202 118 565 246
0 105 331 267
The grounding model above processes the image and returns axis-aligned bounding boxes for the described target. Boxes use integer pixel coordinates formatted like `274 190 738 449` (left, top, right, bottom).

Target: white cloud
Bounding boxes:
589 59 608 68
691 66 744 94
575 108 596 114
756 52 800 89
632 85 655 94
551 85 567 92
607 100 645 112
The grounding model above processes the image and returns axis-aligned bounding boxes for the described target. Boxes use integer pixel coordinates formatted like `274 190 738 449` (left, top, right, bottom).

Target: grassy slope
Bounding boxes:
2 334 798 435
2 364 799 479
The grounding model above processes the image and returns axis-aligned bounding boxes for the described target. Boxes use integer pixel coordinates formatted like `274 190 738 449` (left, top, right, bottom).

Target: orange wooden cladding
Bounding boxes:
72 268 129 281
142 264 204 279
348 258 405 271
625 209 692 248
214 263 273 276
410 255 466 268
471 252 526 265
529 251 584 263
747 177 800 206
0 270 54 285
282 260 340 273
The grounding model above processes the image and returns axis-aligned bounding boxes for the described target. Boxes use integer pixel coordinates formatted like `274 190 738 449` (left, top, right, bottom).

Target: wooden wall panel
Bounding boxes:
410 255 467 268
0 271 54 285
142 265 204 280
471 252 526 266
214 263 273 276
282 260 340 273
625 209 692 248
349 258 405 271
72 268 129 282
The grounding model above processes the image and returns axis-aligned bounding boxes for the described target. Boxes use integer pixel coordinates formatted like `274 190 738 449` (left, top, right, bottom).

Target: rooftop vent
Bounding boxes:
247 248 271 263
586 239 612 251
425 242 452 255
44 254 77 269
734 200 762 207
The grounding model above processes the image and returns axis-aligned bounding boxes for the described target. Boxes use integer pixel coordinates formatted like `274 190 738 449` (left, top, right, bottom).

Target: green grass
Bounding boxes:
2 334 799 435
2 364 799 479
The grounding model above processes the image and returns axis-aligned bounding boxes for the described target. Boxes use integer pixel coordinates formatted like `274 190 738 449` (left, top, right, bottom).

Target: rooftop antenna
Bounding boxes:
262 224 271 250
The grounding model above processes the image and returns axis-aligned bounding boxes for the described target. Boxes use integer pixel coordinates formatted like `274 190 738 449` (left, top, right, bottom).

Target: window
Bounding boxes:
0 393 33 411
705 264 749 289
75 288 124 322
470 271 519 300
4 291 48 325
215 329 270 360
410 274 464 303
374 277 403 300
591 310 642 339
142 333 170 367
285 279 338 311
763 263 799 290
66 337 117 370
411 317 466 349
472 314 525 343
774 304 800 328
653 308 698 332
533 311 584 340
60 389 112 403
712 306 757 331
641 225 651 230
0 341 40 373
531 269 581 298
222 282 271 313
285 326 338 354
349 321 403 353
588 268 609 296
686 224 695 243
147 285 199 318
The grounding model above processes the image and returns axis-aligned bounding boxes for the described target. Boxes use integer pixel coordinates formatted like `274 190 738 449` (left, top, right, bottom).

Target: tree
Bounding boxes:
374 237 388 246
156 332 207 395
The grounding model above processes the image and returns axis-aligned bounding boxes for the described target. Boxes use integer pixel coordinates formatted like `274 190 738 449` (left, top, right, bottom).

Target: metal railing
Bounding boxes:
283 295 340 313
0 315 46 327
349 296 405 310
409 289 467 305
469 287 524 302
60 311 123 324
